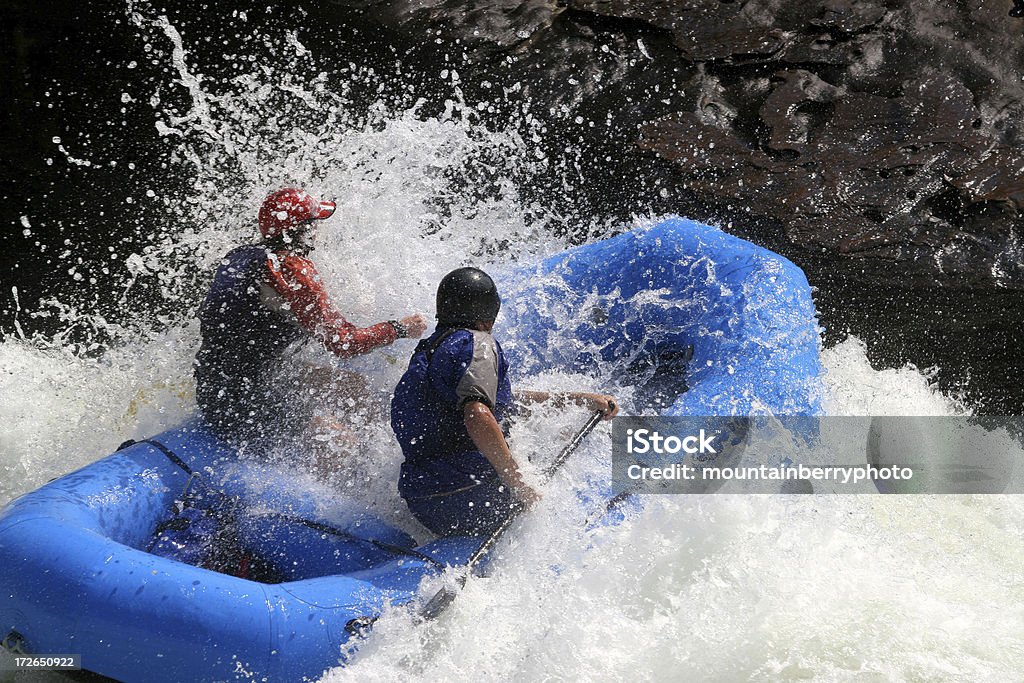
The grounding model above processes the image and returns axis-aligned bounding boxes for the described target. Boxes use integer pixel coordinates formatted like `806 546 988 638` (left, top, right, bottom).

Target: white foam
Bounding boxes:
2 9 1021 681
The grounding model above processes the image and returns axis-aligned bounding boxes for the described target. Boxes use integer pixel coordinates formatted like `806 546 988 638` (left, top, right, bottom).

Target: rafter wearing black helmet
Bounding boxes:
390 267 619 538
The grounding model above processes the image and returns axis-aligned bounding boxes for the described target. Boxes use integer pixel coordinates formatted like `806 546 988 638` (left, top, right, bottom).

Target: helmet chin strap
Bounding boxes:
265 223 316 255
287 230 316 256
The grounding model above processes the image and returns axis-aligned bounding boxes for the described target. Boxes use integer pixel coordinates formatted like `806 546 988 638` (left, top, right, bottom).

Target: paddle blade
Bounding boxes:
418 586 459 621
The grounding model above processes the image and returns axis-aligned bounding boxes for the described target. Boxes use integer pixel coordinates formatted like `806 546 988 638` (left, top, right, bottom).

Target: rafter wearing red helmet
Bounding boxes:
194 187 427 451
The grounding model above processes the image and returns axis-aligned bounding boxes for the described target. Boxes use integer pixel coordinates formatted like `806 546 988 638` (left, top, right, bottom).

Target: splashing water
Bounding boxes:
2 7 1022 682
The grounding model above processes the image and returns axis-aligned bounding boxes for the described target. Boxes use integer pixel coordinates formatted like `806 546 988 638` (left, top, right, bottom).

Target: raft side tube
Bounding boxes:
0 428 420 682
501 217 823 416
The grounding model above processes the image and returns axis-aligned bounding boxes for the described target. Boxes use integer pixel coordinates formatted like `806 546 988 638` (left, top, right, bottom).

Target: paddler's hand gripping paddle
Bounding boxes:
346 409 607 635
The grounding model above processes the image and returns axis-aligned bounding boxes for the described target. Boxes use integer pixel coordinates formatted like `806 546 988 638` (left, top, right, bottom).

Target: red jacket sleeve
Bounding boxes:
266 253 398 358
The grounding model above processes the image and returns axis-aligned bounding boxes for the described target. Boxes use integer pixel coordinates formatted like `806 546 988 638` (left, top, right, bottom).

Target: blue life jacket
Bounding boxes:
194 245 304 435
391 327 513 469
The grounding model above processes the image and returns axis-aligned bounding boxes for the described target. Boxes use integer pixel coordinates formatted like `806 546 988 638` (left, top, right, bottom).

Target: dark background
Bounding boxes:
2 1 1021 412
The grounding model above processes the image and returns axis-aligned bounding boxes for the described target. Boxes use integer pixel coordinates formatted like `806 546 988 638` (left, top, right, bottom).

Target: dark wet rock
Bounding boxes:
639 70 1024 285
949 153 1024 216
572 0 792 62
344 0 565 51
5 0 1024 409
811 0 887 33
331 0 1024 289
758 70 843 155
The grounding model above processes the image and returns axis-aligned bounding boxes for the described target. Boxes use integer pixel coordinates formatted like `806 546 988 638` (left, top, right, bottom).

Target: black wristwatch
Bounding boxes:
389 320 409 339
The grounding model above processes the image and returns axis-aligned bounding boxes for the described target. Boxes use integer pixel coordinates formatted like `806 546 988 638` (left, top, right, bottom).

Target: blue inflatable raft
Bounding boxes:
502 216 823 415
0 218 823 681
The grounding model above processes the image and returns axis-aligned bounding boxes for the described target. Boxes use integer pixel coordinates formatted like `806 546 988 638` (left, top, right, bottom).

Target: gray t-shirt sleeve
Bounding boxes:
455 330 500 409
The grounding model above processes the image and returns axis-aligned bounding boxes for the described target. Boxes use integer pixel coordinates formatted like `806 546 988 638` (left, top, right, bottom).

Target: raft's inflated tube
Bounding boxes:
0 217 823 681
0 423 479 681
501 217 823 416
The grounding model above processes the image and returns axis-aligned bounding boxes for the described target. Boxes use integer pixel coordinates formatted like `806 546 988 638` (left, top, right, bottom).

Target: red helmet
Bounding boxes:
258 188 336 239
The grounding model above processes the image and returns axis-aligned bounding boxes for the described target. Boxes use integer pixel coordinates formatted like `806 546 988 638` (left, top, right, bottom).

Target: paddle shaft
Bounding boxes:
418 409 605 621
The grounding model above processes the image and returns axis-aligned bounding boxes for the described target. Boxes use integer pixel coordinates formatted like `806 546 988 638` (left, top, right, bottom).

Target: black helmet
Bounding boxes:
436 267 501 327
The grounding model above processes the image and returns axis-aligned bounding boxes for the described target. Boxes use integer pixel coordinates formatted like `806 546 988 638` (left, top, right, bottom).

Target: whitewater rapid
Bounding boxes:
3 331 1022 681
2 7 1022 681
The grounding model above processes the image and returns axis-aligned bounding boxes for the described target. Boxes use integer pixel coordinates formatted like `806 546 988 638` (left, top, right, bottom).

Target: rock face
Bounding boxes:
3 1 1022 408
337 0 1024 288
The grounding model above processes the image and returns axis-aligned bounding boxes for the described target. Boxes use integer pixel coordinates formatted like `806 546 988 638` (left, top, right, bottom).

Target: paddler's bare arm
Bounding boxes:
515 390 619 420
463 401 540 505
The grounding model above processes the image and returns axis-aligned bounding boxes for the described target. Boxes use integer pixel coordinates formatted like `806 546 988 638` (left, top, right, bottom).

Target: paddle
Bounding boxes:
343 409 607 637
417 409 606 621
